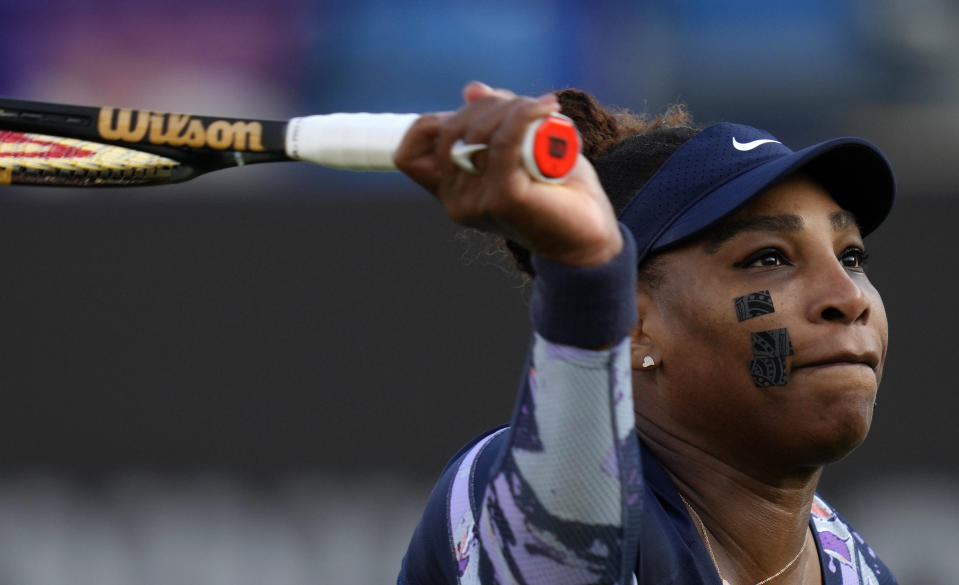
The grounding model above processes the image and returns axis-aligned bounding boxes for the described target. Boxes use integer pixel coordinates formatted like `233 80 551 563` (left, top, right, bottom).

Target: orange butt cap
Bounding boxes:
531 115 579 179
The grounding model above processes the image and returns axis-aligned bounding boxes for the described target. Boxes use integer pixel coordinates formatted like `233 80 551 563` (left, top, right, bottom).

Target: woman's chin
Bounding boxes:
801 400 876 466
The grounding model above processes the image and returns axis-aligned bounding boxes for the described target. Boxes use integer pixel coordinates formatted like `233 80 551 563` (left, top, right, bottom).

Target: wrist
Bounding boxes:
530 225 637 348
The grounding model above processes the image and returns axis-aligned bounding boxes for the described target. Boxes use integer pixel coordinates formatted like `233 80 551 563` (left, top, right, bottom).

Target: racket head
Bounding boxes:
0 130 189 186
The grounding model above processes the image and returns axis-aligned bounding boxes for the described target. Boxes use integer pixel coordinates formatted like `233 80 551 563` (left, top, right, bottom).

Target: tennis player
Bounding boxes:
394 81 897 585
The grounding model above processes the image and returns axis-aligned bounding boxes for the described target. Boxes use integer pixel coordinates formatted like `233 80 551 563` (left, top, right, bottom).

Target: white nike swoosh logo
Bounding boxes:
732 138 782 151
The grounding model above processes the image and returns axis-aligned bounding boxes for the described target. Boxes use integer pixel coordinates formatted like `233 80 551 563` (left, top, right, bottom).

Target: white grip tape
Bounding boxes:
284 113 419 171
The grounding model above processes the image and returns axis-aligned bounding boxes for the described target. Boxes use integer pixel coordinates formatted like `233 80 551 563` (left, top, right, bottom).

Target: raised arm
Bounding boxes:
394 83 641 585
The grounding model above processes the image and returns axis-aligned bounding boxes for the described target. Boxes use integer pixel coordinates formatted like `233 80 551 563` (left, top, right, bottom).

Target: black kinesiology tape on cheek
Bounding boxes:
749 357 788 387
734 290 775 322
748 327 793 387
750 328 794 358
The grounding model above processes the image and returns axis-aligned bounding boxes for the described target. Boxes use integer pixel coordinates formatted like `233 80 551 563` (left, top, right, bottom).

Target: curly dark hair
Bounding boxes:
503 89 700 284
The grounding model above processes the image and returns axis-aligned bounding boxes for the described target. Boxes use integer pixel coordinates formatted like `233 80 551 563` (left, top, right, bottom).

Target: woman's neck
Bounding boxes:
636 414 822 585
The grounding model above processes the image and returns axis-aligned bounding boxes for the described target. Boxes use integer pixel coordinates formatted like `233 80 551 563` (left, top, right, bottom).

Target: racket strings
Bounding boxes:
0 131 180 185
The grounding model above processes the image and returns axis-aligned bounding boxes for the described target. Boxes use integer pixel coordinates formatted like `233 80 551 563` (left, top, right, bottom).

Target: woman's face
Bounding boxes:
635 175 888 475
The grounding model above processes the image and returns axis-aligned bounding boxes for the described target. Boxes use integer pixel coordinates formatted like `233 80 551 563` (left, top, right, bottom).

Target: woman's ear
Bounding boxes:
630 288 660 371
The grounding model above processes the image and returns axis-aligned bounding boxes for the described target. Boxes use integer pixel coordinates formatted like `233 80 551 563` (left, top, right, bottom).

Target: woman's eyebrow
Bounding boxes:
702 214 803 253
831 209 859 231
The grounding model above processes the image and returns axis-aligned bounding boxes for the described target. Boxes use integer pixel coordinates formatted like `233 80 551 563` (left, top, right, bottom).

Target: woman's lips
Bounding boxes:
791 349 880 371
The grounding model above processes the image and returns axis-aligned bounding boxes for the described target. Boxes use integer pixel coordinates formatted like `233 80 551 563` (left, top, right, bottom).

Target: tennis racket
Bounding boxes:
0 97 580 188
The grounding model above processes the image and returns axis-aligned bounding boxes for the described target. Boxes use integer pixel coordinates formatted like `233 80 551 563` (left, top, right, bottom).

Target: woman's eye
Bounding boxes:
734 248 789 268
839 247 869 269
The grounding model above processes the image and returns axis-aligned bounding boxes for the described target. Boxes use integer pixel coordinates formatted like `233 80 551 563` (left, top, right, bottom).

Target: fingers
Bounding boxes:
433 91 524 179
440 88 559 180
453 100 520 174
394 83 517 196
393 112 450 192
396 82 563 229
462 81 515 104
484 93 559 181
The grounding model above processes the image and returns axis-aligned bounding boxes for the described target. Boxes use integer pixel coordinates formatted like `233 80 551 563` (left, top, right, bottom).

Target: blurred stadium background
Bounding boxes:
1 1 957 583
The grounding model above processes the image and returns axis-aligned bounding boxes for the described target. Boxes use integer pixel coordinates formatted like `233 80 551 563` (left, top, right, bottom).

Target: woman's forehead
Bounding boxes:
741 175 840 214
720 176 853 232
697 178 856 252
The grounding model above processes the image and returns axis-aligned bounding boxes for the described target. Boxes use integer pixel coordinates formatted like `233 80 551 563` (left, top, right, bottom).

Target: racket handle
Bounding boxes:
286 113 419 171
285 112 579 181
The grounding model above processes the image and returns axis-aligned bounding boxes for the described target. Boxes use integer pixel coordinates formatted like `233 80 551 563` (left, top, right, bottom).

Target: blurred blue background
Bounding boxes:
1 1 958 583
